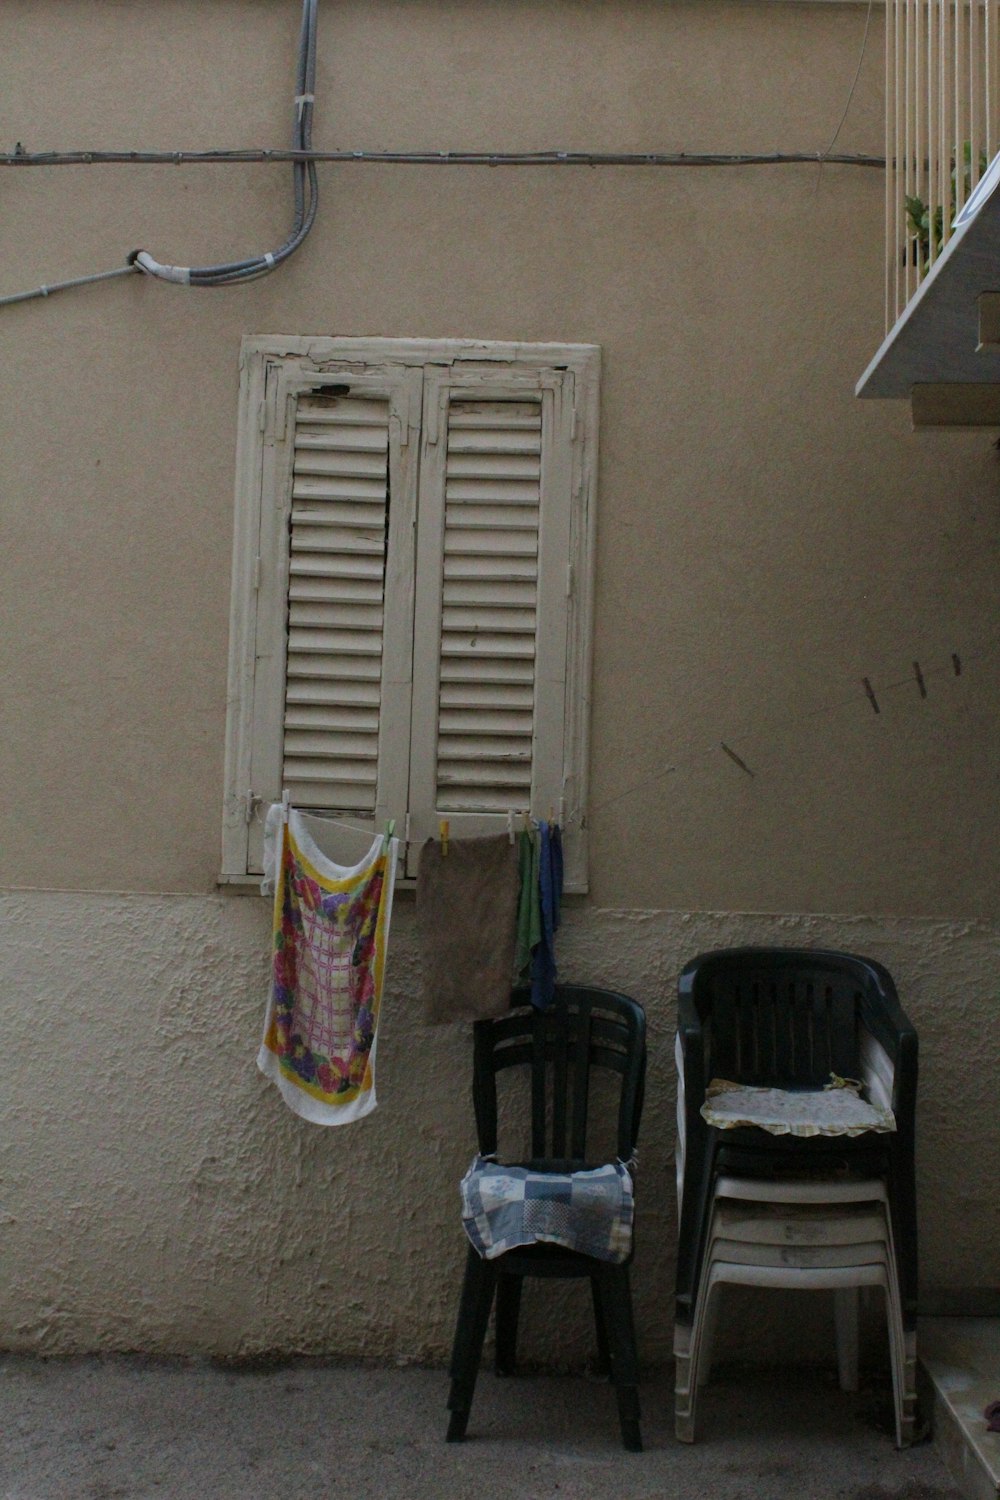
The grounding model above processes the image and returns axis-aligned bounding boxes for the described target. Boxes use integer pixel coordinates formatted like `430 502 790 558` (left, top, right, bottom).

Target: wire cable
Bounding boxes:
0 147 885 170
126 0 318 288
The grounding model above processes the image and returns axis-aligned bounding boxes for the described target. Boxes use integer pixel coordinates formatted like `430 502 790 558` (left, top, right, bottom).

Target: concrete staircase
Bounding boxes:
920 1318 1000 1500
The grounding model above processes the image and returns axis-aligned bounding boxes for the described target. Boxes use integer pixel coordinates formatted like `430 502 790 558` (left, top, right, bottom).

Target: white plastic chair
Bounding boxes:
674 1177 916 1447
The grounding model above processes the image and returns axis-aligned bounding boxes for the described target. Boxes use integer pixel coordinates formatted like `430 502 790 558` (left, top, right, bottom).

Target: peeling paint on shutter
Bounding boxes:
435 399 541 812
281 393 390 812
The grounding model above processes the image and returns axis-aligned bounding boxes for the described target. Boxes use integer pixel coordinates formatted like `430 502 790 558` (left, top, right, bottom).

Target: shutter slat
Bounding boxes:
291 502 389 525
288 628 386 657
446 478 541 503
447 402 541 429
441 606 536 633
290 576 385 604
438 737 532 761
292 476 387 501
439 709 534 733
287 654 382 681
295 451 387 476
283 758 378 784
447 432 541 456
444 504 539 531
291 528 386 554
445 530 538 557
441 633 535 660
439 658 535 684
282 780 377 812
438 766 532 788
445 453 541 478
284 731 380 760
293 423 386 450
286 679 382 706
296 396 390 424
439 682 535 708
289 602 384 630
444 580 536 608
290 555 385 580
284 704 380 731
444 555 537 581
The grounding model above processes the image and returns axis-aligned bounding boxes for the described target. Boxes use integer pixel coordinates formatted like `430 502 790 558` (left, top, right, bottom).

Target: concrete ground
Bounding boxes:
0 1356 965 1500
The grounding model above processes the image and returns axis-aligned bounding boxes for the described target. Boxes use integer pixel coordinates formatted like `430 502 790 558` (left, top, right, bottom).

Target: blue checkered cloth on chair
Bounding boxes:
460 1155 634 1263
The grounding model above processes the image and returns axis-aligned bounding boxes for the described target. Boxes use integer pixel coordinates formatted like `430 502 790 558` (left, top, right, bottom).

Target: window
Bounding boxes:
221 336 599 890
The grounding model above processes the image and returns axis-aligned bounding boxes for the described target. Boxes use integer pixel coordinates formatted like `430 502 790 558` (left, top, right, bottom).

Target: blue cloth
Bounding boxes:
530 821 563 1009
460 1154 634 1263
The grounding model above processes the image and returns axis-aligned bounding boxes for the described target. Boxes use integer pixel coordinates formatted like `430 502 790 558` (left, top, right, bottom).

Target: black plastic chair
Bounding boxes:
446 984 647 1451
675 948 918 1334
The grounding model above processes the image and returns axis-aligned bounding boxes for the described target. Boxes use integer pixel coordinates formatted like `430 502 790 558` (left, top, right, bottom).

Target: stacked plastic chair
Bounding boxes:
674 948 918 1446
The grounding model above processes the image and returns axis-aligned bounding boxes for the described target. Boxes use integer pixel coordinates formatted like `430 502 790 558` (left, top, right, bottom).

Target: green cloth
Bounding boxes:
515 828 541 982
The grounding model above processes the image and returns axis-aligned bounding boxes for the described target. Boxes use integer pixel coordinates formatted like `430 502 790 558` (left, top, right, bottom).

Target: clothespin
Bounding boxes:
439 818 449 857
281 787 291 825
547 804 555 827
383 817 396 851
507 809 515 845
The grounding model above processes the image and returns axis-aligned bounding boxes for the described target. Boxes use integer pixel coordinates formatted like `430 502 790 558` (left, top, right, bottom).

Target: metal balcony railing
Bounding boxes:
887 0 1000 327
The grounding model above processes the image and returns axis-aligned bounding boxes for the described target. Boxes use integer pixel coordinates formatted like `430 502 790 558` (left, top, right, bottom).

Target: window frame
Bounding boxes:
221 335 600 892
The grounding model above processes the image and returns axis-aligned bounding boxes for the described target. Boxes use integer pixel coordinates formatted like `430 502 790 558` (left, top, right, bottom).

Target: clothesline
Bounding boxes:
272 796 564 856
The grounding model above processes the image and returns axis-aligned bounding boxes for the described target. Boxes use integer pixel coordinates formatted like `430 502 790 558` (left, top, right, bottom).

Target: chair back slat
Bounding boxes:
810 982 833 1078
551 1007 570 1158
530 1012 548 1160
829 986 859 1078
708 987 738 1079
570 994 593 1160
792 980 813 1080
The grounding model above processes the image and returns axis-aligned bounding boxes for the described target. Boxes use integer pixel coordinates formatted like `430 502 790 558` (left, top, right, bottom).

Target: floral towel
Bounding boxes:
257 805 398 1125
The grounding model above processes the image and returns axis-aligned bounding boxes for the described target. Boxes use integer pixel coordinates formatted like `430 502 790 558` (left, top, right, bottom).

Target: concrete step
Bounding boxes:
920 1317 1000 1500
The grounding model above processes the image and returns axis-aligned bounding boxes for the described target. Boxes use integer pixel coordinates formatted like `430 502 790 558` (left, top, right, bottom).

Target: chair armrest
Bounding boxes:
675 977 709 1170
855 959 918 1131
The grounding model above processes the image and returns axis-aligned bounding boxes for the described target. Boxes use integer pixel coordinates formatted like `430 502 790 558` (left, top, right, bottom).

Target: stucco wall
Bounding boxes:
2 0 997 913
0 892 996 1363
2 0 998 1360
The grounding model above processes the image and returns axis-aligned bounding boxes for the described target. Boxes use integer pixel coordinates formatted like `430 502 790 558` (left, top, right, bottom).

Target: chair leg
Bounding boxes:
446 1245 498 1441
595 1263 642 1452
590 1274 611 1376
887 1160 919 1333
675 1139 717 1326
696 1283 719 1389
834 1287 860 1393
494 1273 523 1376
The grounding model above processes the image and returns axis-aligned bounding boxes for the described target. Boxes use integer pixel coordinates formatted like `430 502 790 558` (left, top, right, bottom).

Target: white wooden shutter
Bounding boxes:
407 369 579 866
281 392 390 812
222 353 420 878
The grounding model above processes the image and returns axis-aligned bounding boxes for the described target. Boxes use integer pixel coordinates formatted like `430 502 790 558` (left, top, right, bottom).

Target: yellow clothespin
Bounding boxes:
439 818 449 857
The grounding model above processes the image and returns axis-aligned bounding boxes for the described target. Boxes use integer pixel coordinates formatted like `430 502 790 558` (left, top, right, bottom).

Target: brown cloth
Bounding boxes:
416 834 520 1023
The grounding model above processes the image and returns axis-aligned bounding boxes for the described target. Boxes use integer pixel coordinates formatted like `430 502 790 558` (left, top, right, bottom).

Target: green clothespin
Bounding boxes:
383 818 396 851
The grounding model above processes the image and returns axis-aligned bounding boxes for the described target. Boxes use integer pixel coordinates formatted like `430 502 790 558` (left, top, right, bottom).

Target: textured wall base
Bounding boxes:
0 893 996 1365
